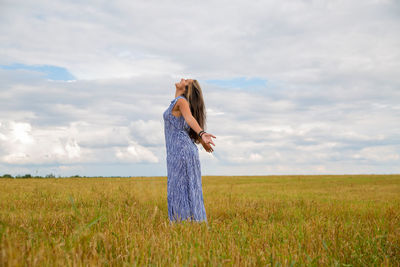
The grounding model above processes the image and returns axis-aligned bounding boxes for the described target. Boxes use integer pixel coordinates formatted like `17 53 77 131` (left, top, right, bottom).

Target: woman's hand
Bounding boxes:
201 132 216 147
202 141 214 153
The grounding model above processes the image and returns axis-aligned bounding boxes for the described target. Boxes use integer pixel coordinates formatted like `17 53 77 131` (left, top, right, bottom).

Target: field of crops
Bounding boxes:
0 175 399 266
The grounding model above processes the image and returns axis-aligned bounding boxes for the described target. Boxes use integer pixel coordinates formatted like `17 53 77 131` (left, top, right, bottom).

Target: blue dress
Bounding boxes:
163 95 208 223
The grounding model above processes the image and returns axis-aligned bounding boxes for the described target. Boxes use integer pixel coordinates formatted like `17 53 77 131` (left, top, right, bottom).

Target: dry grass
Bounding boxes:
0 174 399 266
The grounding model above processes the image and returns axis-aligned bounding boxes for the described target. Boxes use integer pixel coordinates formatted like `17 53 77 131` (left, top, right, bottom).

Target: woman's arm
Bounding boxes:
177 98 216 147
176 98 203 134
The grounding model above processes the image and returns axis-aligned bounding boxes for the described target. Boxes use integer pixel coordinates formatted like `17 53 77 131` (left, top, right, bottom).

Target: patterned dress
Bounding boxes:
163 95 208 223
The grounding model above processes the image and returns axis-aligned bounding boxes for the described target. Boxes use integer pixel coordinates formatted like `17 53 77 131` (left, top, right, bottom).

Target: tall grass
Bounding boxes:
0 175 399 266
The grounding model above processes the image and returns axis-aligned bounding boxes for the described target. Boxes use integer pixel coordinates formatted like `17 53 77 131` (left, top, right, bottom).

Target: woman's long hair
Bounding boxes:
183 79 206 144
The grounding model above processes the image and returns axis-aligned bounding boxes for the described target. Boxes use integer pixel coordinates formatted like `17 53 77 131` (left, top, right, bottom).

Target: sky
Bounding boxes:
0 0 399 177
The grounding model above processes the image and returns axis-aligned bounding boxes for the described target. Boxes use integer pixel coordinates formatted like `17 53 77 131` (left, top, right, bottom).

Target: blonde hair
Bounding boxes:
183 79 206 144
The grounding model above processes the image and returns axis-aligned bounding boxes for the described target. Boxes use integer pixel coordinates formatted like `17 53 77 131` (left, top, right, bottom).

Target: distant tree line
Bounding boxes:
0 174 83 179
0 174 134 178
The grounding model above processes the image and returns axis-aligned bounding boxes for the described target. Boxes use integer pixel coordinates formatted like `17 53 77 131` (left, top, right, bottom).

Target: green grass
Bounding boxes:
0 174 399 266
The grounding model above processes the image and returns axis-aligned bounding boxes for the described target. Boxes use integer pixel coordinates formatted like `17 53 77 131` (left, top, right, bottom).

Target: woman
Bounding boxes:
163 78 216 223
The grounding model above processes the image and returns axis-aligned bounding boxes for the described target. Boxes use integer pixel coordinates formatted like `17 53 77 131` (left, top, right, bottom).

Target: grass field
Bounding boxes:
0 175 399 266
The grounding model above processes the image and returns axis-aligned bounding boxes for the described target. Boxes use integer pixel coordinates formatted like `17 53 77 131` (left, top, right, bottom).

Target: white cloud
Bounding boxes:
9 122 34 144
115 141 159 163
353 146 400 162
0 0 399 175
129 120 164 146
0 119 158 166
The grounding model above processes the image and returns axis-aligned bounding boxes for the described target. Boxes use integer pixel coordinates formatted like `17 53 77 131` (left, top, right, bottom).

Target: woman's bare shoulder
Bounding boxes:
176 97 191 116
176 97 189 106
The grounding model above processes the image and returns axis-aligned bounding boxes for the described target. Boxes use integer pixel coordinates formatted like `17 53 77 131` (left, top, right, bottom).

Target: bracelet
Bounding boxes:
198 130 205 138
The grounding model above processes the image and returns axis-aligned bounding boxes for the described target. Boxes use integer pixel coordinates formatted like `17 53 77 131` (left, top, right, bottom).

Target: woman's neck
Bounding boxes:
175 91 184 98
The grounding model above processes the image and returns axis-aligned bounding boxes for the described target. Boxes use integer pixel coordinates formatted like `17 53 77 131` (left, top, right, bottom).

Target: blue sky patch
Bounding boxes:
0 63 76 81
205 76 267 90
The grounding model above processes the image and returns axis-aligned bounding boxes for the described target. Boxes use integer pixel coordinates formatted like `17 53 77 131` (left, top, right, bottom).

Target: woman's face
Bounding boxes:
175 78 192 91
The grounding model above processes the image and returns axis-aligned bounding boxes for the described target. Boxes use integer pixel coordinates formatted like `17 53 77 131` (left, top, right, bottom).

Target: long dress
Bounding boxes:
163 95 208 223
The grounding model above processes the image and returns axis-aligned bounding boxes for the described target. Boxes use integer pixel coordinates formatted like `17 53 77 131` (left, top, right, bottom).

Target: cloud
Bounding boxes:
353 146 400 162
0 0 399 176
129 120 164 146
0 120 158 166
115 141 159 163
1 67 399 175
